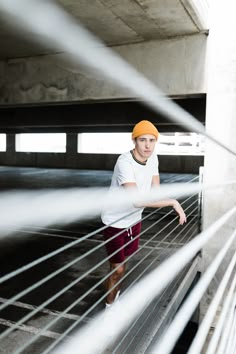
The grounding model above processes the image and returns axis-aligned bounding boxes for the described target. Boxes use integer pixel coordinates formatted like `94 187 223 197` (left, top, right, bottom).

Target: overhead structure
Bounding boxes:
0 0 209 60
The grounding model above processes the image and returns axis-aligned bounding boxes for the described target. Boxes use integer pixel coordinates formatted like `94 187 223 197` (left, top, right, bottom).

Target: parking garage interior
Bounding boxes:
0 94 205 354
2 1 236 353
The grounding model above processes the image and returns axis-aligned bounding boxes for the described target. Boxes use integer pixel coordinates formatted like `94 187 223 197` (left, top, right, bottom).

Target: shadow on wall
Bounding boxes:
158 155 204 174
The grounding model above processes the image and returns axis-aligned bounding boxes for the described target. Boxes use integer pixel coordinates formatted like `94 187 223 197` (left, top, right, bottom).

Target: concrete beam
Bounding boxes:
0 97 206 133
0 34 207 104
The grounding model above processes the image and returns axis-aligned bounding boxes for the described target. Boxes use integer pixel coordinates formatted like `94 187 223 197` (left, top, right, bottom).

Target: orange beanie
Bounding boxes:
132 120 159 140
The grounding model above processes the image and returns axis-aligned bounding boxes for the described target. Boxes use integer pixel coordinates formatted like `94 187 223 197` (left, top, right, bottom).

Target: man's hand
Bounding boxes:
173 200 187 225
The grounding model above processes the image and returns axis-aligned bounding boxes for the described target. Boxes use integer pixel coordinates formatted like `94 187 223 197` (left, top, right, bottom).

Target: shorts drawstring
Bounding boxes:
127 227 133 239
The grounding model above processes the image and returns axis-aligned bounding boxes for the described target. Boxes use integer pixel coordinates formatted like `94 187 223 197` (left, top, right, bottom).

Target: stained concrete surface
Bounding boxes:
0 167 199 353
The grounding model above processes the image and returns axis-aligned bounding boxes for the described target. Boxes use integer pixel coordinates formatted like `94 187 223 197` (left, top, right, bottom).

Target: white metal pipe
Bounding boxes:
224 311 236 354
188 250 236 353
216 296 236 354
150 229 236 354
51 206 236 354
206 279 236 354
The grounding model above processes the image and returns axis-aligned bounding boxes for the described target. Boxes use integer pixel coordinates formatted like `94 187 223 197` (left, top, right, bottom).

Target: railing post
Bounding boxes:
198 166 204 234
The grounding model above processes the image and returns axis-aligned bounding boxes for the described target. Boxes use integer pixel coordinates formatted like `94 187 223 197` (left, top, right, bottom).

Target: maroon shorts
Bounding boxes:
103 222 141 264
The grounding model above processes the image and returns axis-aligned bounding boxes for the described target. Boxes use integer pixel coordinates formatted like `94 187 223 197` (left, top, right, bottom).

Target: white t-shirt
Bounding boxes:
101 150 159 228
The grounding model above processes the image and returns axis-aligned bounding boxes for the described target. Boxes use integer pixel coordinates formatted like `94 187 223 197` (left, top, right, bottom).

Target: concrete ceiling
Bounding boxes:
0 0 209 60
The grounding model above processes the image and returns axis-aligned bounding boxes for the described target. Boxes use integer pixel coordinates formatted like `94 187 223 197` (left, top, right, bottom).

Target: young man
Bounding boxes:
101 120 186 307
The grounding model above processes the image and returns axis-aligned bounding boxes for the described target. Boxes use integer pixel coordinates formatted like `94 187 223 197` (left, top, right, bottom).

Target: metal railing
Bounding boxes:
0 174 199 354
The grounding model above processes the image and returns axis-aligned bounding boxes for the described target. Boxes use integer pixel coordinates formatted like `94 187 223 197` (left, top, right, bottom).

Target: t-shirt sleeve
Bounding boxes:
115 158 136 186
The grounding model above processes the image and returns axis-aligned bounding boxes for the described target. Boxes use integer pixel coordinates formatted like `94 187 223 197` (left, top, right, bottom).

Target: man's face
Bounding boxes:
133 134 157 160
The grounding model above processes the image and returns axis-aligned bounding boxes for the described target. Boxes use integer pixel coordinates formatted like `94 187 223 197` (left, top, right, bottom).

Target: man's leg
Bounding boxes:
105 262 126 304
103 225 126 305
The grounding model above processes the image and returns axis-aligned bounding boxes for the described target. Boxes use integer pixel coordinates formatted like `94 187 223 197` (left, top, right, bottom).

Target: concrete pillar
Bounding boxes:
201 0 236 320
66 133 77 155
6 134 15 153
65 133 78 168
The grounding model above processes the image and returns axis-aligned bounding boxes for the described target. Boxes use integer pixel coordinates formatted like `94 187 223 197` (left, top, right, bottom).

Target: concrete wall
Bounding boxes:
0 34 207 104
200 0 236 322
0 151 203 173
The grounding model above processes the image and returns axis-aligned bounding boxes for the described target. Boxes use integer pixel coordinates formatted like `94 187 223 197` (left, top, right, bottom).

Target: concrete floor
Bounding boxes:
0 167 199 353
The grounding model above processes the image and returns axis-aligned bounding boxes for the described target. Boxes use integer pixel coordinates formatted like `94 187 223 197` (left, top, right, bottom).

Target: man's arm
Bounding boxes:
151 174 160 186
122 180 187 225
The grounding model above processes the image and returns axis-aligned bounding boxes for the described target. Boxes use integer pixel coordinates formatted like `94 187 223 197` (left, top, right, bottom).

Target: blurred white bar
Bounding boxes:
53 206 236 354
206 274 236 354
188 250 236 353
150 229 236 354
